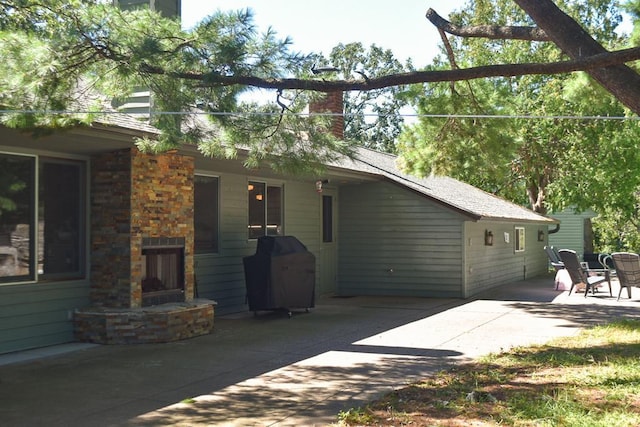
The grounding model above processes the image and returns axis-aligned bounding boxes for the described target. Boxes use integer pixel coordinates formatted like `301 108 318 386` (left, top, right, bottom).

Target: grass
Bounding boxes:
336 319 640 426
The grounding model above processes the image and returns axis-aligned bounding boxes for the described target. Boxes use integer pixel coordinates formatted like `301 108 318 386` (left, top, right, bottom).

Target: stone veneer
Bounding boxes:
75 148 214 344
90 148 194 308
74 300 215 344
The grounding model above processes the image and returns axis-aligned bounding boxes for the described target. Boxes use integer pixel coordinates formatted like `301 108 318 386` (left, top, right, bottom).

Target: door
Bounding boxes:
319 189 338 295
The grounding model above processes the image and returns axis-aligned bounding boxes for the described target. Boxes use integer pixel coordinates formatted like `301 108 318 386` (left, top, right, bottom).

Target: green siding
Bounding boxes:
463 222 550 297
338 182 550 299
0 145 553 354
338 181 465 297
195 174 251 314
0 281 90 354
284 180 322 255
195 176 322 315
548 209 595 257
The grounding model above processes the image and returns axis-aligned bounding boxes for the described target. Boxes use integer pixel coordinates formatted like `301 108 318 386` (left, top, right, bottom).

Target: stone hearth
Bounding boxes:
74 300 215 344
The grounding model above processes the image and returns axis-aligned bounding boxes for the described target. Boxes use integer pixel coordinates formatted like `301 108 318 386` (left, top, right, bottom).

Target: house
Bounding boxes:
0 0 557 354
548 208 597 257
0 98 557 354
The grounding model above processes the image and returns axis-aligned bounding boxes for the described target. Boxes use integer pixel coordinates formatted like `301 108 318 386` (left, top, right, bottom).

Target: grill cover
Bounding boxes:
243 236 316 313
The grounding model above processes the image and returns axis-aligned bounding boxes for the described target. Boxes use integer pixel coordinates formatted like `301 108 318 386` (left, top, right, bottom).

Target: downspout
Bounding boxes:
548 224 560 234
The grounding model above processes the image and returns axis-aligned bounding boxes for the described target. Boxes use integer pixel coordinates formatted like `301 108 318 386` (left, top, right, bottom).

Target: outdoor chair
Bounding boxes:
544 245 564 272
598 253 615 270
558 249 612 297
545 245 570 290
611 252 640 301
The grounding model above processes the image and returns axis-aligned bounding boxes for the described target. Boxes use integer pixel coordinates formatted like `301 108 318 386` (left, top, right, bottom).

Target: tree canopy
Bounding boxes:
399 0 640 253
319 43 411 153
1 0 639 154
3 0 640 250
0 1 352 173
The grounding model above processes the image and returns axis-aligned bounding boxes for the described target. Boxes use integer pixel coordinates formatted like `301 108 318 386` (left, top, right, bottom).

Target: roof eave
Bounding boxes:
476 215 560 224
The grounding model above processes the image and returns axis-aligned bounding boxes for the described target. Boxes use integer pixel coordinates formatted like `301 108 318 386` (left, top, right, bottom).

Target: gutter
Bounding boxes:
548 223 561 234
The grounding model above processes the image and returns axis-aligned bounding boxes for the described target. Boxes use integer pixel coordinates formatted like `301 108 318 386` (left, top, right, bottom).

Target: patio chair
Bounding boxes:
598 253 614 270
544 245 564 272
558 249 612 297
611 252 640 301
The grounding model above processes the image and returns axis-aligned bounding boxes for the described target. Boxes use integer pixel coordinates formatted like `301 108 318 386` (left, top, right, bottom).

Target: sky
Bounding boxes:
180 0 469 67
177 1 634 114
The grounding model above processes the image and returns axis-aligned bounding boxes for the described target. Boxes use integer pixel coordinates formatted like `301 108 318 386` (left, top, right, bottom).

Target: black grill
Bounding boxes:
243 236 316 317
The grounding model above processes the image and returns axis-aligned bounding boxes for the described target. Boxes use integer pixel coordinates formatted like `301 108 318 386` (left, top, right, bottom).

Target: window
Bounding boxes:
194 175 219 254
515 227 525 252
266 186 282 236
39 158 86 279
0 153 35 282
248 181 283 239
0 153 86 283
322 195 333 243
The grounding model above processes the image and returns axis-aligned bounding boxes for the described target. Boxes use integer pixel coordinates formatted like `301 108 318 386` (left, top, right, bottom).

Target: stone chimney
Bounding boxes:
309 92 344 140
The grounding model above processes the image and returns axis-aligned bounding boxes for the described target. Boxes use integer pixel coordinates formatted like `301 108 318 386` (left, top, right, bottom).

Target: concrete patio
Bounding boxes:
1 274 638 426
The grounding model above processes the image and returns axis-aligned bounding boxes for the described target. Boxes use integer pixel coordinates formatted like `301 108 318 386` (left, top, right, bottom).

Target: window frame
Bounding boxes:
0 151 87 285
514 226 526 252
38 156 87 281
322 194 333 243
247 180 283 240
193 174 220 255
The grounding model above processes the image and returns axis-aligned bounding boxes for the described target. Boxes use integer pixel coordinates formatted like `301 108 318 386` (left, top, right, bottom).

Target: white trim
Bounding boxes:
515 227 526 252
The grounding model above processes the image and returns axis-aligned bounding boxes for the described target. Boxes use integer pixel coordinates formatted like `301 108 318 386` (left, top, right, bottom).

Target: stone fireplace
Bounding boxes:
141 237 186 306
74 148 214 344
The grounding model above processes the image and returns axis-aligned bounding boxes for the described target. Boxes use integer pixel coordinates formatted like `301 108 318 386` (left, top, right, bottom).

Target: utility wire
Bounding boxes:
0 109 639 121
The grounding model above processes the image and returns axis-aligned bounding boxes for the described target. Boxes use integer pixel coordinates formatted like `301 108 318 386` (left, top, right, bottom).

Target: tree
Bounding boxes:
426 0 640 113
626 0 640 43
401 0 637 214
400 0 640 254
319 43 411 153
1 0 640 172
594 0 640 250
0 2 354 173
513 0 640 114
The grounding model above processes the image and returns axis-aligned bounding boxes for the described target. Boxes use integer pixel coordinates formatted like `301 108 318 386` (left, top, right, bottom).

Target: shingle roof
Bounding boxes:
94 111 159 134
333 147 556 224
71 81 161 135
88 108 554 224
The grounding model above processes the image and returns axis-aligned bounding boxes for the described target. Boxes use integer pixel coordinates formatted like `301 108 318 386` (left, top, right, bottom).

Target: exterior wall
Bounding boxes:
548 209 595 257
337 181 465 298
0 280 90 354
0 135 94 354
463 222 549 297
193 173 248 314
0 128 554 353
194 175 322 315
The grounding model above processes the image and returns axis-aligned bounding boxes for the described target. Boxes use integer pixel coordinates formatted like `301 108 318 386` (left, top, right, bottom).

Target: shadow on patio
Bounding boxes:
1 274 639 426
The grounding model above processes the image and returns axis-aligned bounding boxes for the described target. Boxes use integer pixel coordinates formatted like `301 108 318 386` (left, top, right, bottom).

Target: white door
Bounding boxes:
319 189 338 295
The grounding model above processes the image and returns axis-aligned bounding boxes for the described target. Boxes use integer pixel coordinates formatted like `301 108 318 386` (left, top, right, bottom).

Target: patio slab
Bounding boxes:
0 274 639 426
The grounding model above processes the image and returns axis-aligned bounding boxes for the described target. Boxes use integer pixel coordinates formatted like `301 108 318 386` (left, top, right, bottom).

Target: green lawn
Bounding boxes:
336 319 640 426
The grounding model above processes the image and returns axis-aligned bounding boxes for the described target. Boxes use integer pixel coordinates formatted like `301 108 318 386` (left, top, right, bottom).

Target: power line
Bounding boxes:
0 109 638 121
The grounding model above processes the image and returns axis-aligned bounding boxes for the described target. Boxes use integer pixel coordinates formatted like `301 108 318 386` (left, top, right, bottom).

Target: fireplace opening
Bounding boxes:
142 244 185 306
